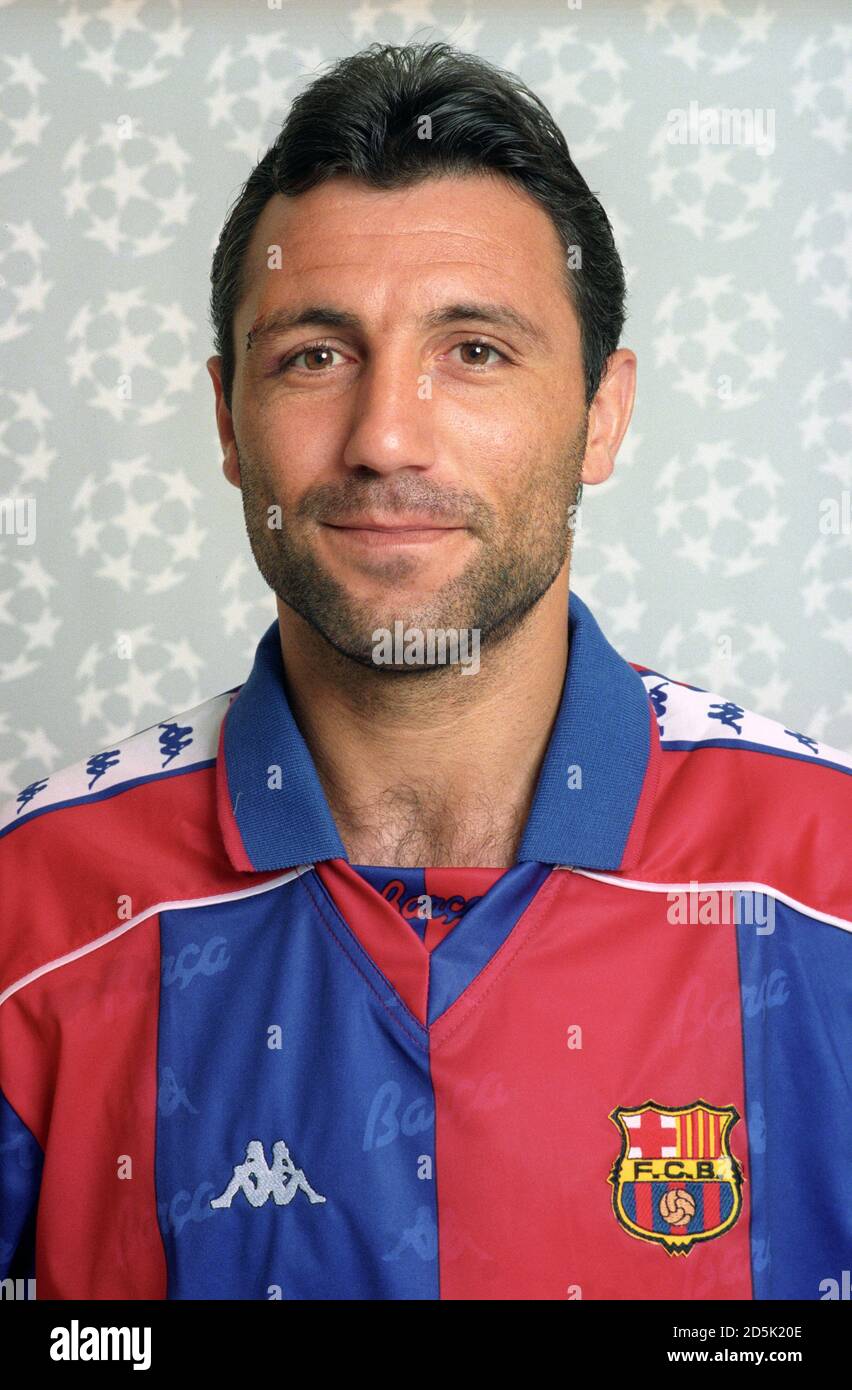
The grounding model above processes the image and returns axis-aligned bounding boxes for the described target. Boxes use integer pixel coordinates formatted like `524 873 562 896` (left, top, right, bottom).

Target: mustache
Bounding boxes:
297 477 493 529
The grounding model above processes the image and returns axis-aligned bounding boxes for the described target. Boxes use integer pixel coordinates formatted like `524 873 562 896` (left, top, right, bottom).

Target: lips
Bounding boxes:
322 517 464 531
319 516 467 549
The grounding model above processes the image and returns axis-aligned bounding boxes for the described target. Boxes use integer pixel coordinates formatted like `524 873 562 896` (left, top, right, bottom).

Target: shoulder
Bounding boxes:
0 686 242 1002
0 686 237 842
631 664 852 780
626 663 850 923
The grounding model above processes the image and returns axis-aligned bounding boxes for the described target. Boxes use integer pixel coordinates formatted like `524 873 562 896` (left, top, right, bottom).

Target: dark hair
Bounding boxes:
209 41 627 413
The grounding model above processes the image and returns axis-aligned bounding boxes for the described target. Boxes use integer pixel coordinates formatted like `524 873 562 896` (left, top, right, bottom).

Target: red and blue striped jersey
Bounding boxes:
1 591 850 1299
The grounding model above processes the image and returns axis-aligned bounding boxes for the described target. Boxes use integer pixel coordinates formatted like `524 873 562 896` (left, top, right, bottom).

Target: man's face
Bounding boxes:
217 171 589 668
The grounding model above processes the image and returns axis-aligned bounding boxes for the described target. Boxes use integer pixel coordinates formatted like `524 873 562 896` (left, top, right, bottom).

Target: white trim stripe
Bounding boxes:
564 867 852 934
638 672 852 773
0 688 238 837
0 865 314 1009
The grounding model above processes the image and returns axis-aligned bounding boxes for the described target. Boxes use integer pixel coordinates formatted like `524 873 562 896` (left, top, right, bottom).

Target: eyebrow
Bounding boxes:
244 301 550 352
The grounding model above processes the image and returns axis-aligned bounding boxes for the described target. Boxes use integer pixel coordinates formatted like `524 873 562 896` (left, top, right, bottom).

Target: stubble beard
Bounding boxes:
235 425 586 671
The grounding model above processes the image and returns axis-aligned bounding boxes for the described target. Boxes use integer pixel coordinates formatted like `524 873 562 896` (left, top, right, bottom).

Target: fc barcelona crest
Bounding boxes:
608 1100 745 1255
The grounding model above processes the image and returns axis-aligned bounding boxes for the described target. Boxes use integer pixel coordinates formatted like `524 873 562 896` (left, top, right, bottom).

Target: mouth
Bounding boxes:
320 518 467 548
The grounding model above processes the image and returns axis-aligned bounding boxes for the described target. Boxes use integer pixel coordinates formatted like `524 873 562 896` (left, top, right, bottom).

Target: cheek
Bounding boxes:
241 428 321 505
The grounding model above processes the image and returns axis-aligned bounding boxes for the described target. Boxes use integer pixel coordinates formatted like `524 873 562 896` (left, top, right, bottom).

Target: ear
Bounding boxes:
581 348 637 487
207 355 241 488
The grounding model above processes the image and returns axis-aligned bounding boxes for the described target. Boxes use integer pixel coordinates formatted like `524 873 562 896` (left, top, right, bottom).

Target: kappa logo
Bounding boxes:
608 1100 745 1255
210 1139 326 1210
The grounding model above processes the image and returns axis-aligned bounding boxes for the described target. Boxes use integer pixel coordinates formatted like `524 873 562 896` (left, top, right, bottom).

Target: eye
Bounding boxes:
275 336 509 375
277 341 346 374
450 339 507 368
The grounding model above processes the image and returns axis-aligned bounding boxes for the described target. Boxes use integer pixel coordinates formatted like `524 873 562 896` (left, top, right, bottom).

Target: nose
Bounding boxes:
341 345 437 476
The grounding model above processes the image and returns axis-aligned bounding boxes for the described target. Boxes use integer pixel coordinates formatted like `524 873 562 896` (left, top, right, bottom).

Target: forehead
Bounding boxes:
236 172 573 329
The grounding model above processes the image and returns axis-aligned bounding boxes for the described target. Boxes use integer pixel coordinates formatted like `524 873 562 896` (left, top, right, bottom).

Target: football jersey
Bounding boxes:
1 591 850 1300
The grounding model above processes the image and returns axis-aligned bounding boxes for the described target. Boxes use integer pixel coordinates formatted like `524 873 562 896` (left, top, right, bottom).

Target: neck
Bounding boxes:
275 570 571 867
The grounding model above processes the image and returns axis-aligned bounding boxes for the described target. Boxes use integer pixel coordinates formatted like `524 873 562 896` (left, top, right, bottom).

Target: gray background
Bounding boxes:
1 0 850 803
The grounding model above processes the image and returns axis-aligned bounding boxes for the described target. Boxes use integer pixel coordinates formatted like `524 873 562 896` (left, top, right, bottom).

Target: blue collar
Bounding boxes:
218 591 654 872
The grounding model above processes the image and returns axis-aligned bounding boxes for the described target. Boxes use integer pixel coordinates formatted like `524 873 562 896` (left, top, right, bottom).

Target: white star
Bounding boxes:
95 0 146 41
672 198 713 239
689 143 736 196
153 301 196 343
677 532 715 572
206 85 241 127
735 4 775 45
66 302 96 342
653 324 686 367
824 615 852 655
111 495 160 546
133 229 176 257
163 639 205 680
4 54 47 96
812 114 848 156
816 280 851 321
674 365 715 408
68 344 98 389
150 18 192 63
114 664 165 718
100 155 153 211
16 733 60 767
157 185 197 227
58 2 90 47
690 310 740 363
665 32 704 71
161 352 201 396
243 31 288 63
96 551 140 592
64 173 96 217
749 676 791 716
103 287 147 321
743 623 786 662
791 72 821 116
85 212 125 254
742 290 783 329
21 609 62 650
743 455 783 495
8 388 52 431
14 556 56 598
18 441 56 486
349 1 383 42
742 166 781 212
7 104 51 148
73 514 106 557
147 133 192 175
654 496 691 535
747 508 787 546
746 342 785 382
161 472 201 506
79 46 122 87
77 682 111 724
6 220 49 261
104 323 156 375
691 273 734 308
223 594 254 635
87 381 132 422
693 476 742 530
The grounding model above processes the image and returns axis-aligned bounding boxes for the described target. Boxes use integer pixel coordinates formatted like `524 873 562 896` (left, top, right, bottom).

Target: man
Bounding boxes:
1 42 849 1302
